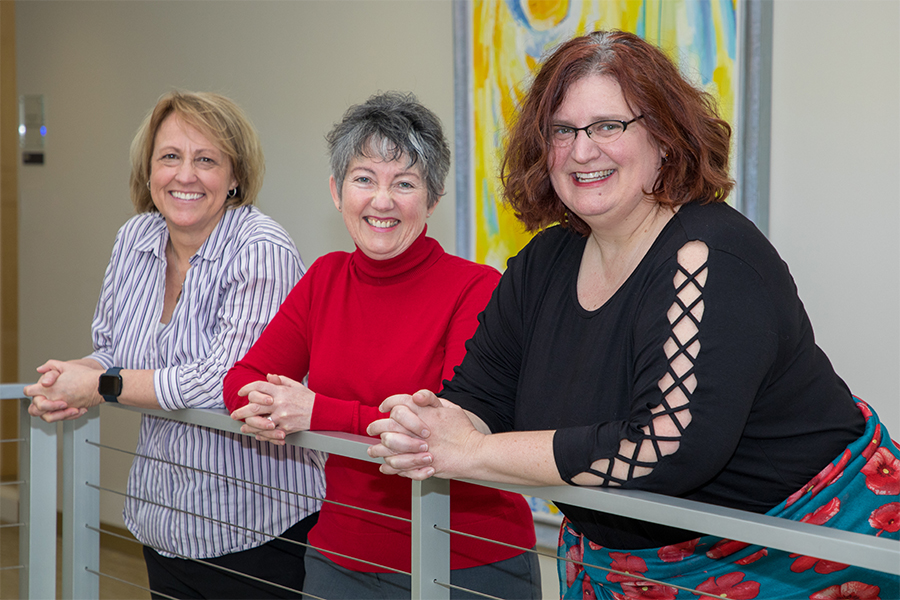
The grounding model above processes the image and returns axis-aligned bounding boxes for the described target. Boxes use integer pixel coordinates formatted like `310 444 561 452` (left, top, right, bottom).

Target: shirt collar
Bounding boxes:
131 206 252 263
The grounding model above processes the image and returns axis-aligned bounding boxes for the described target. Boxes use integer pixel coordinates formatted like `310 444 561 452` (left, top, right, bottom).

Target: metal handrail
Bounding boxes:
4 385 899 599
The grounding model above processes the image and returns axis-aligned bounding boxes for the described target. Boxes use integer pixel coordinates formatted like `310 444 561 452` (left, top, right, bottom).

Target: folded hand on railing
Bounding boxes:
367 389 486 481
24 358 103 422
231 372 314 445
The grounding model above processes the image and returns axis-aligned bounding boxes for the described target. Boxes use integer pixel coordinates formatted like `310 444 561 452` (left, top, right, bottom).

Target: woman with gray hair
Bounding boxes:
224 92 540 598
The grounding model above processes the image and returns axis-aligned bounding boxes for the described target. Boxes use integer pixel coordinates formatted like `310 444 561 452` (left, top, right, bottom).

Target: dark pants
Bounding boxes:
143 512 318 599
302 546 542 599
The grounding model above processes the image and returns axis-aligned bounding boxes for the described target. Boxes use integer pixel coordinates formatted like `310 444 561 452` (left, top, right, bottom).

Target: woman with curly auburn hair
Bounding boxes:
370 31 898 599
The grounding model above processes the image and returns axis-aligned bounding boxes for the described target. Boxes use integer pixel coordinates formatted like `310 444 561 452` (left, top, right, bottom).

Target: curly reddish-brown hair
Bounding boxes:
501 30 733 236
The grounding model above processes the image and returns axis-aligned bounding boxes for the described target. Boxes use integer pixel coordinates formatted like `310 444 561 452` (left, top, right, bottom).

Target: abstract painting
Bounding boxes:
458 0 738 269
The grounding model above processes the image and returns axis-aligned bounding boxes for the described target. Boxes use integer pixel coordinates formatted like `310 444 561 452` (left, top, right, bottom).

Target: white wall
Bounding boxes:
16 0 457 528
769 0 899 434
15 0 899 527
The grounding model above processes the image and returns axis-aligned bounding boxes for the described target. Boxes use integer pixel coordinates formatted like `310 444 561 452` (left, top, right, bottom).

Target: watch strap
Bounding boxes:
99 366 123 403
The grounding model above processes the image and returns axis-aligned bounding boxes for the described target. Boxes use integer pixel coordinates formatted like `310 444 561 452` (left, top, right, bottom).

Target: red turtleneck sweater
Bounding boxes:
224 231 535 571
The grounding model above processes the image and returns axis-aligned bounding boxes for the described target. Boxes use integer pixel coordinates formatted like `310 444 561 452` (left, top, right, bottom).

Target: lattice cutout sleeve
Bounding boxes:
577 241 709 487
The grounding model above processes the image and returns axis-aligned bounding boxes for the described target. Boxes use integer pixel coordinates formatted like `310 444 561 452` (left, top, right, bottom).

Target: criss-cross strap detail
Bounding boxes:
581 241 709 487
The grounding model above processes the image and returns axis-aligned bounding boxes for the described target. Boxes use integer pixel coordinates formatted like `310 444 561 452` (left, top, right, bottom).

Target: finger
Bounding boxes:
238 380 278 398
254 428 286 442
379 463 436 480
367 436 425 458
380 431 429 454
28 395 68 412
255 434 286 446
35 359 65 374
389 404 431 439
38 370 60 387
23 383 43 398
269 373 302 387
366 416 423 438
241 423 267 436
244 415 276 431
381 451 434 471
411 389 442 408
230 401 269 421
245 390 275 407
378 393 417 414
41 407 83 423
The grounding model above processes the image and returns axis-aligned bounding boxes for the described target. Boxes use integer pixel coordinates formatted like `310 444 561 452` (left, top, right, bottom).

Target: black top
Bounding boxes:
443 201 864 549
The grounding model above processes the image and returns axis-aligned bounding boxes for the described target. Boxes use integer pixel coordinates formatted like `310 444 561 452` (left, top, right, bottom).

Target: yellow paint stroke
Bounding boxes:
471 0 737 269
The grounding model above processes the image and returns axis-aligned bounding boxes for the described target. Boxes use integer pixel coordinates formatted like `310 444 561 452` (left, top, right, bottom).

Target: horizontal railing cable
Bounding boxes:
87 525 323 600
85 567 179 600
434 524 726 599
87 439 410 524
0 565 24 572
87 482 410 576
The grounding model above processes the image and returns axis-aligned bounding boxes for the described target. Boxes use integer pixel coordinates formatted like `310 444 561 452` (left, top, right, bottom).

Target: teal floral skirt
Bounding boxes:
558 399 899 599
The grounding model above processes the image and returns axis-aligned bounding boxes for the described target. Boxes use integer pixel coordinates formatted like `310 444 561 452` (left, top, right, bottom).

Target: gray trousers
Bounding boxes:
303 546 542 599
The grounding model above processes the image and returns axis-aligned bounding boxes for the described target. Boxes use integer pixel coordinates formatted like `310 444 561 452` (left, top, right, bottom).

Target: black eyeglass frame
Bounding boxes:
550 115 645 146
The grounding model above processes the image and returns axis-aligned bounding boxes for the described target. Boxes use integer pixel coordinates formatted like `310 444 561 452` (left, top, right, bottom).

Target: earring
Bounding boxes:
227 188 237 199
146 180 151 190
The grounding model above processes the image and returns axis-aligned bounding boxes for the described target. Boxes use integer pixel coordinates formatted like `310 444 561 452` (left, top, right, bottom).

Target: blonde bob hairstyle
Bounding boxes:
129 91 265 213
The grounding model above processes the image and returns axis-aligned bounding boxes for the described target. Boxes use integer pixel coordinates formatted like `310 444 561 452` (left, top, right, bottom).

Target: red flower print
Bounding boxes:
566 543 583 587
801 497 841 525
658 539 699 562
856 400 873 419
607 553 648 582
868 502 900 537
789 554 848 574
810 581 881 599
861 447 900 495
582 573 597 600
588 540 604 551
694 572 760 599
618 579 678 599
787 451 851 508
706 538 751 559
735 548 768 565
861 425 881 461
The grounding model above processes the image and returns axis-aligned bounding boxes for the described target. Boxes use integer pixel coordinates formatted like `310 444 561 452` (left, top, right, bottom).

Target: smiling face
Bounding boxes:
548 74 664 234
149 114 237 243
331 154 435 261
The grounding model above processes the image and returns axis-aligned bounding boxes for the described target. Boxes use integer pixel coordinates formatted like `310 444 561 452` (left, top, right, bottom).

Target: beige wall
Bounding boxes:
14 0 899 528
16 0 457 528
769 0 899 434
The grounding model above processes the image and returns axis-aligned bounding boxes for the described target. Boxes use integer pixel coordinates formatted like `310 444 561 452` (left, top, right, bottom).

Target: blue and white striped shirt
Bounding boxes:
87 205 326 558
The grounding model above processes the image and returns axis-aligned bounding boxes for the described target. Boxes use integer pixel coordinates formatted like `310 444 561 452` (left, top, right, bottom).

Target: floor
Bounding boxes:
1 524 151 600
2 523 559 599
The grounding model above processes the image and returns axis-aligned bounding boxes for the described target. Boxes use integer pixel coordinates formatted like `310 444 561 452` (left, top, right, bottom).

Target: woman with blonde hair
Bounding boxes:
26 91 325 598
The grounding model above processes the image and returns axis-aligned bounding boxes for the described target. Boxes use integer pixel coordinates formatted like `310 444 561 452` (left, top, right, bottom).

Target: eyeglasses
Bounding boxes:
549 115 644 147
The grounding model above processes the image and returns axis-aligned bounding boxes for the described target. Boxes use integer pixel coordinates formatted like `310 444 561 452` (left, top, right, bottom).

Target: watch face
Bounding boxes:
98 374 123 397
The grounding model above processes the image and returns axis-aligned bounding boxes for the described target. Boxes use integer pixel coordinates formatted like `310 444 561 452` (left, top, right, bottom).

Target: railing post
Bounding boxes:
62 407 101 599
410 477 450 600
18 396 57 600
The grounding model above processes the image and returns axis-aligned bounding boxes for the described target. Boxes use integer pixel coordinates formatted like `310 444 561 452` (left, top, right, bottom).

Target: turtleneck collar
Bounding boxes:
350 226 443 284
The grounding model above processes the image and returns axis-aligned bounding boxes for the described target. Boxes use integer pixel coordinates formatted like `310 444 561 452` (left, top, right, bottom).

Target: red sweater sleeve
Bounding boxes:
440 269 501 386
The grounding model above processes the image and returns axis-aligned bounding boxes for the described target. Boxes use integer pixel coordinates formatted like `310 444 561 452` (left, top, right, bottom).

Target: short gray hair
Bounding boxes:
326 92 450 208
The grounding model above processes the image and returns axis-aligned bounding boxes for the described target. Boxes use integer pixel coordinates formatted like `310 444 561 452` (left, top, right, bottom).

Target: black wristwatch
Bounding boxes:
98 367 123 403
